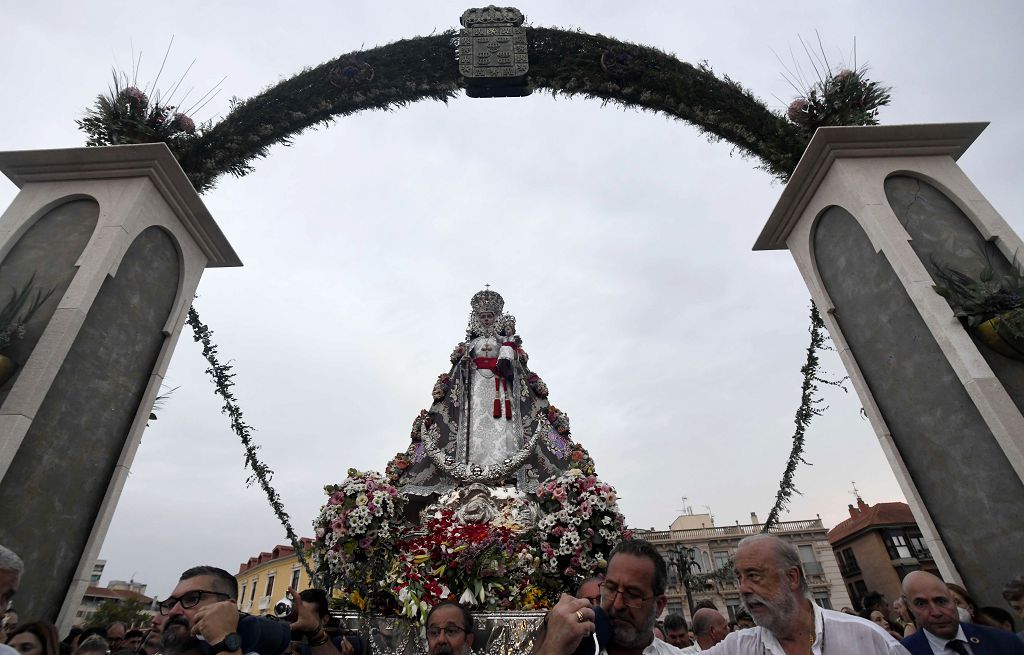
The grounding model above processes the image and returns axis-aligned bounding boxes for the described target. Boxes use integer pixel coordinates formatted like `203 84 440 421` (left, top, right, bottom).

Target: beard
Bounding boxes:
608 605 656 649
160 616 202 655
741 586 801 636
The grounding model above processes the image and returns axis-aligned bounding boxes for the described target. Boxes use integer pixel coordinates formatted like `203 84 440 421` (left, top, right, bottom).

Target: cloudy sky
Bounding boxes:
3 2 1023 600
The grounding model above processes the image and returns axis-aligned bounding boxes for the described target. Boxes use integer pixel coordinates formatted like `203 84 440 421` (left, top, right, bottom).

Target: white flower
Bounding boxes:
460 588 478 606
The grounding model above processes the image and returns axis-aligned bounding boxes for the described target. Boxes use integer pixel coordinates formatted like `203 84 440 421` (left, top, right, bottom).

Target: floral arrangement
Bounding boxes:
786 66 891 134
312 469 405 610
77 73 206 162
389 510 538 621
534 469 630 585
932 251 1024 358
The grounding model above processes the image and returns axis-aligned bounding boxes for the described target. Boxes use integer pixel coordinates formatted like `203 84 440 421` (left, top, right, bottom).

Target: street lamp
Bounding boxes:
669 546 702 616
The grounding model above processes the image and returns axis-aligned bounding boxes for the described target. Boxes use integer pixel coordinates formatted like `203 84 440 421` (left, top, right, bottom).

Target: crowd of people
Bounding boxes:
2 539 1023 655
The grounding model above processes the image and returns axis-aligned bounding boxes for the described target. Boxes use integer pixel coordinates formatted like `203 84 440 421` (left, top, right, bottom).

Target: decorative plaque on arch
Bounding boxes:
458 6 531 98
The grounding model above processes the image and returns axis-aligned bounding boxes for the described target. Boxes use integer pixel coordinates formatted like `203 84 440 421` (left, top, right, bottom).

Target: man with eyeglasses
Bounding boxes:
539 539 684 655
703 534 909 654
424 602 474 655
159 566 244 655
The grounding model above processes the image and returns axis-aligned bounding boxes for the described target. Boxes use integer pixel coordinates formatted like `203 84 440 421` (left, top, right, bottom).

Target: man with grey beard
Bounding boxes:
702 535 909 655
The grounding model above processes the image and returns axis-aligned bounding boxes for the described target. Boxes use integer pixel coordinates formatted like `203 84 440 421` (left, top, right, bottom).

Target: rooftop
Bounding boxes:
827 498 918 544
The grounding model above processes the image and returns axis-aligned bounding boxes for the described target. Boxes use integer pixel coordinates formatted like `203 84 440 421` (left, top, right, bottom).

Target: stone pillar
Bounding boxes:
0 144 240 630
755 123 1024 607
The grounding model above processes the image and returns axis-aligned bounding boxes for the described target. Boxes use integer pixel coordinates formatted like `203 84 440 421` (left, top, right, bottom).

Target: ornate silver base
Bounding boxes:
332 610 546 655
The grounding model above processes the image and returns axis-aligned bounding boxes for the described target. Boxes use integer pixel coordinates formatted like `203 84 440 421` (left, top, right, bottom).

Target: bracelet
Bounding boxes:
303 622 324 639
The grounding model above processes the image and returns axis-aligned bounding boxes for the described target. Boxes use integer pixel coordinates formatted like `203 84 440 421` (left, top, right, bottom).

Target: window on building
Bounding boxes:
838 548 860 576
290 568 301 591
885 534 913 560
725 602 740 622
713 551 730 570
850 580 868 610
908 534 931 559
265 574 275 598
667 601 684 617
813 592 832 609
250 579 257 601
701 550 712 572
797 544 823 575
240 583 247 605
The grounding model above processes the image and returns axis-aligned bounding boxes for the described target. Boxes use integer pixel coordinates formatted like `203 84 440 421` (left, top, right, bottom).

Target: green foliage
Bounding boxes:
0 274 54 351
77 72 205 164
785 66 891 135
85 598 151 629
932 251 1024 328
762 303 846 532
186 304 315 582
72 30 893 549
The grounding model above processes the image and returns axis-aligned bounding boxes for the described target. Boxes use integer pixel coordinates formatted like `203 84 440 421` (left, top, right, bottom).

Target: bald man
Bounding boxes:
681 608 728 652
900 571 1024 655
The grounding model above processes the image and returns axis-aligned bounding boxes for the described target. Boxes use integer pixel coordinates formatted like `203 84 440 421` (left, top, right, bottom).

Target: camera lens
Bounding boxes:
274 599 292 618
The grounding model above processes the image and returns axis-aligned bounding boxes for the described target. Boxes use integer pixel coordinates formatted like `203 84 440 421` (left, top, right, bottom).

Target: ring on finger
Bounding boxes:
575 609 586 623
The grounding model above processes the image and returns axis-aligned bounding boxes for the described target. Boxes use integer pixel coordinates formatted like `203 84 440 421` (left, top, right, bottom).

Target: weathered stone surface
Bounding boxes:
0 199 99 404
885 175 1024 417
813 205 1024 602
0 226 179 622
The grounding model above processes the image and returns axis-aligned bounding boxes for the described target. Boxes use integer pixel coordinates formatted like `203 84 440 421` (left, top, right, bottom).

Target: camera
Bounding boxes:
274 595 295 620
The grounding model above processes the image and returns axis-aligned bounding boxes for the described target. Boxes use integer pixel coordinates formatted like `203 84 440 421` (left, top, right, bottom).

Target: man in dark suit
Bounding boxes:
901 571 1024 655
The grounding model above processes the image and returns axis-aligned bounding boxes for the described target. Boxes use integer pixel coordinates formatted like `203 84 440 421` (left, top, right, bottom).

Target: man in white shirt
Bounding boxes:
681 608 728 653
702 534 908 655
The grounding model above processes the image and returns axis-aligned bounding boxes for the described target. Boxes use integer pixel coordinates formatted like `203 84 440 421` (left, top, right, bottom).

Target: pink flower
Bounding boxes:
171 112 196 134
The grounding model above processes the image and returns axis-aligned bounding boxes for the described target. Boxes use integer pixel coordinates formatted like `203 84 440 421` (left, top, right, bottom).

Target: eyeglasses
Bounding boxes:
426 626 468 640
599 581 652 608
158 590 231 615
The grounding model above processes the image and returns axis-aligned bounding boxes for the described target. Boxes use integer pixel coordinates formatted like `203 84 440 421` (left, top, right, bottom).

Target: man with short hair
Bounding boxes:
901 571 1024 655
106 622 128 651
664 615 692 648
122 629 144 653
703 534 908 654
538 539 685 655
681 608 728 653
425 602 474 655
577 577 603 609
159 566 242 655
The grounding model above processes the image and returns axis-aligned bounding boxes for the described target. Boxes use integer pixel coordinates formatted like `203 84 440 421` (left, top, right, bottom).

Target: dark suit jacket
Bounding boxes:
901 623 1024 655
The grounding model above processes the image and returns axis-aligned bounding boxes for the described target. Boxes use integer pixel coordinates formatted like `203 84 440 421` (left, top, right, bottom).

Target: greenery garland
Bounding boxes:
75 26 891 555
762 303 847 532
186 304 316 581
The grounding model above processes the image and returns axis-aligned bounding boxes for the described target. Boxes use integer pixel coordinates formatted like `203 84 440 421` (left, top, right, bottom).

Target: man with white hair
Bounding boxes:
0 545 23 655
702 534 908 654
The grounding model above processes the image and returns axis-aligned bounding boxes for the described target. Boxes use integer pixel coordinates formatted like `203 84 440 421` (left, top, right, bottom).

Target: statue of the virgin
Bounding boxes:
397 288 579 505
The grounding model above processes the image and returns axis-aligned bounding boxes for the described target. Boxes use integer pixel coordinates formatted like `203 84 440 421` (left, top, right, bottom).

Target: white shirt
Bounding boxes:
681 642 703 653
645 638 687 655
922 626 975 655
703 602 911 655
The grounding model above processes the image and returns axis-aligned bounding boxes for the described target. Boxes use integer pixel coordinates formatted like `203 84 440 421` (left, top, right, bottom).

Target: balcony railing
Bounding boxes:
636 518 824 542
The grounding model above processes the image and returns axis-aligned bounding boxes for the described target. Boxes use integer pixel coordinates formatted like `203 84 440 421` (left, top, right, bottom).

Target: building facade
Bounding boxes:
73 580 155 626
235 540 315 616
635 513 851 624
828 497 939 610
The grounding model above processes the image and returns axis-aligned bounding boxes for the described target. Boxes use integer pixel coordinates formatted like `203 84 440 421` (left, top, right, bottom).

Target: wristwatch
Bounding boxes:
209 632 242 655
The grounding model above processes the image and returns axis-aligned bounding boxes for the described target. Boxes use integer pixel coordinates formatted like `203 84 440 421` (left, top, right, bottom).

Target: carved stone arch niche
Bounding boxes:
0 196 100 401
